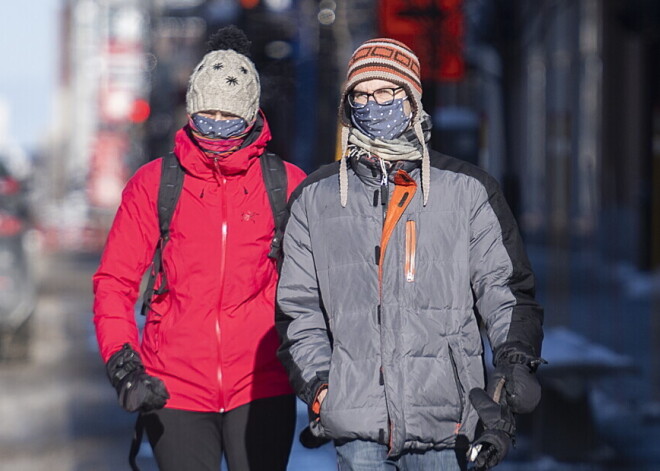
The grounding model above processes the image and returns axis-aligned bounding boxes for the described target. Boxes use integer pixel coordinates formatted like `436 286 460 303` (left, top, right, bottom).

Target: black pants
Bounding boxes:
141 394 296 471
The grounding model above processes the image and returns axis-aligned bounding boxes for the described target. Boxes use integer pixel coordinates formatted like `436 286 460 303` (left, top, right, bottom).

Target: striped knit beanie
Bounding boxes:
338 38 430 206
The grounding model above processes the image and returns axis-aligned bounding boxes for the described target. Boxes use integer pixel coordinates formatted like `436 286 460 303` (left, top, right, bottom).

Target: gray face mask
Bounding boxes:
350 98 411 140
192 114 247 138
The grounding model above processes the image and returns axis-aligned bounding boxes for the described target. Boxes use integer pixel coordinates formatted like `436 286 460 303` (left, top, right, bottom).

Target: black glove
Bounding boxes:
299 425 331 449
470 429 512 470
468 387 516 470
106 343 170 412
299 380 331 449
492 342 546 414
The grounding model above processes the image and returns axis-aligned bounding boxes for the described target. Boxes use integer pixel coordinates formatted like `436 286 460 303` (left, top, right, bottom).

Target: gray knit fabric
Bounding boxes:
186 49 260 123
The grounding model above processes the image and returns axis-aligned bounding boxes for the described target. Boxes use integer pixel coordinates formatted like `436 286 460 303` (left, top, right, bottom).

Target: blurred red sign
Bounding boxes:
378 0 464 81
130 99 151 123
88 131 129 209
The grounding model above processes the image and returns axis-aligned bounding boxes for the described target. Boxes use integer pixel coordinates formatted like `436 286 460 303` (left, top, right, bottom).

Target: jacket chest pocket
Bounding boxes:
405 220 416 282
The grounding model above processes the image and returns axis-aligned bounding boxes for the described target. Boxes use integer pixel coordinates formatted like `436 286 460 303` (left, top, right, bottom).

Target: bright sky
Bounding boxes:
0 0 59 153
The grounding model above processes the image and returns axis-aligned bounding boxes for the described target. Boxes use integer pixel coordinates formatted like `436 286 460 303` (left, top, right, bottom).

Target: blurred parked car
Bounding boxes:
0 160 36 361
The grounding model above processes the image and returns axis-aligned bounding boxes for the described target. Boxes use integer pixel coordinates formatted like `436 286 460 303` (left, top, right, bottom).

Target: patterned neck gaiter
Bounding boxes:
350 98 412 141
189 117 253 157
191 114 247 138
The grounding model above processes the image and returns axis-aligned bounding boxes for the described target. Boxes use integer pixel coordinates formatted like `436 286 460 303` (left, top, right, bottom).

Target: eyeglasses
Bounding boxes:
347 87 406 108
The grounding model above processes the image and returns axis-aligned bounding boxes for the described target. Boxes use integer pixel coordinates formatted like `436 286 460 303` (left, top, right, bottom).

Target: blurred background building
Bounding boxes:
1 0 659 469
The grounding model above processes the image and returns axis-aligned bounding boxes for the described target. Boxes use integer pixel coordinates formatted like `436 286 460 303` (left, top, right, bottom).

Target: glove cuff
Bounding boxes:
106 343 145 389
469 388 516 437
494 342 546 372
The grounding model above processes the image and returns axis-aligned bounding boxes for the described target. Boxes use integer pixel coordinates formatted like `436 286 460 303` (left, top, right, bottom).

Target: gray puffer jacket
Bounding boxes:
276 152 543 456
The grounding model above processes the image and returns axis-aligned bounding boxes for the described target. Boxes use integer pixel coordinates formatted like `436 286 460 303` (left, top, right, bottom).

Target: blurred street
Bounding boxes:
0 252 136 471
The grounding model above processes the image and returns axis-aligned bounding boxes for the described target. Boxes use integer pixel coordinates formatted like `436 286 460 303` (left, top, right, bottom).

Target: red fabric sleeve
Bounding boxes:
92 160 161 362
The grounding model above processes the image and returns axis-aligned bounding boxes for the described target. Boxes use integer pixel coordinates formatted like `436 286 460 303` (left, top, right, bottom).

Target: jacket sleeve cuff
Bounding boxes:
302 370 329 406
493 341 536 365
105 343 144 388
493 341 546 372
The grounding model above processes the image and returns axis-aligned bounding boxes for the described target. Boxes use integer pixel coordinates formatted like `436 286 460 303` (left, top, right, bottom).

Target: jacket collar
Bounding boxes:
173 110 271 179
349 154 420 187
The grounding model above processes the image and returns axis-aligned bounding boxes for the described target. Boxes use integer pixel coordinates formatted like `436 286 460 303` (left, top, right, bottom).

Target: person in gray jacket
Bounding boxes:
276 37 545 471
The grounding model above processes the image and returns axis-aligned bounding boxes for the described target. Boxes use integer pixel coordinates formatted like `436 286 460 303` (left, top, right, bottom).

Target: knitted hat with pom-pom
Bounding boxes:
186 25 260 123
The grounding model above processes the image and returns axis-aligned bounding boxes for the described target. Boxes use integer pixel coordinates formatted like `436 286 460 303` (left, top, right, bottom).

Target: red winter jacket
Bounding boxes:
93 112 306 412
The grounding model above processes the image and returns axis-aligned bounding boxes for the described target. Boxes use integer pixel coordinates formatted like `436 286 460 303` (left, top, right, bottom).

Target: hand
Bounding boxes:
106 343 170 412
317 387 328 406
117 369 170 412
299 425 331 449
469 429 511 470
468 388 515 470
299 384 331 448
493 343 546 414
311 384 328 417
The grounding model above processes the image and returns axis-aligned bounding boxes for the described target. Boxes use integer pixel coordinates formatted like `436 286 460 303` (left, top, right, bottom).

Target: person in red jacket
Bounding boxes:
93 25 306 471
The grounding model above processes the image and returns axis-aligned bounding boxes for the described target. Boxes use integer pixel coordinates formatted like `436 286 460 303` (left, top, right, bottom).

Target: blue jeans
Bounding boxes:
335 440 466 471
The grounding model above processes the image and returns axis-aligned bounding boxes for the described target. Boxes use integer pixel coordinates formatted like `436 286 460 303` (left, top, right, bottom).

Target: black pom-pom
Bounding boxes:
207 25 252 57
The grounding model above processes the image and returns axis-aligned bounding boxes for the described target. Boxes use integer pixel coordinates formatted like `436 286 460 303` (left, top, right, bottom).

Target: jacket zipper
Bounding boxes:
447 344 465 426
378 160 392 449
214 159 227 412
377 165 419 453
379 159 389 221
405 220 416 282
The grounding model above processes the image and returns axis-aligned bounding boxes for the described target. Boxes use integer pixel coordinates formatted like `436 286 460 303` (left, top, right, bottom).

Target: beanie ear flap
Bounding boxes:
339 125 350 207
413 120 430 206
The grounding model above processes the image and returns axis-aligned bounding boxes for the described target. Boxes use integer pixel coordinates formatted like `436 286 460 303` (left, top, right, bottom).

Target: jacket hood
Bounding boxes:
173 109 272 179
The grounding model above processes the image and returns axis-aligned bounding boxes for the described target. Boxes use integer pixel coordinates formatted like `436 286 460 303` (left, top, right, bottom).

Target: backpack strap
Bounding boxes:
260 152 288 270
140 152 185 316
128 414 144 471
140 151 284 316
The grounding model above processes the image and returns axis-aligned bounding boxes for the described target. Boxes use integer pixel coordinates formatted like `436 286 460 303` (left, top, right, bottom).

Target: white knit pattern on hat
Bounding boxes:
186 49 260 123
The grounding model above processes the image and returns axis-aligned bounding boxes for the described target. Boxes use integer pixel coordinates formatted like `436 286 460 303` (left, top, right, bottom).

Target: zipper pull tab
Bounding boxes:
212 157 224 183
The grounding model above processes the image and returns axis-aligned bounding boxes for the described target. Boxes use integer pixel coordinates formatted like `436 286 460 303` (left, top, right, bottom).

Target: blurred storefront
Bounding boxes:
454 0 660 466
385 0 660 403
41 0 151 251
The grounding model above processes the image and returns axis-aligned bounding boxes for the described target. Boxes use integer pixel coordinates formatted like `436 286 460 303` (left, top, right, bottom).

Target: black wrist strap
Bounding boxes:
107 344 144 388
128 414 144 471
